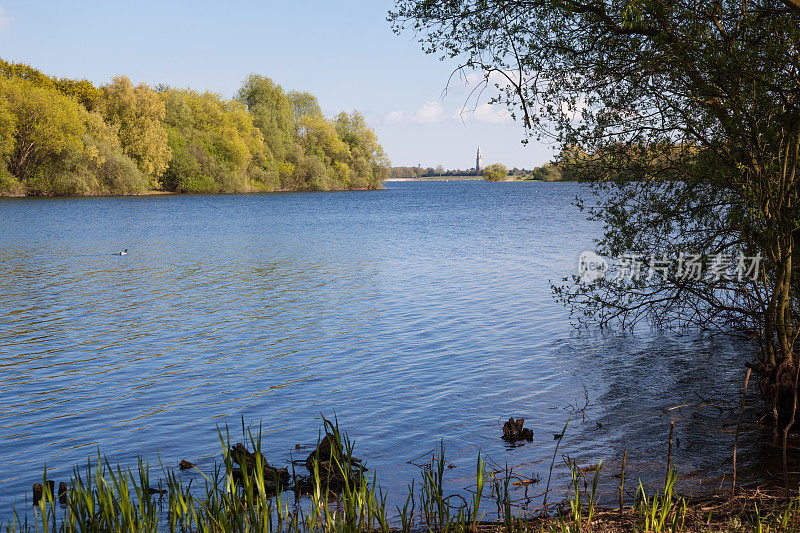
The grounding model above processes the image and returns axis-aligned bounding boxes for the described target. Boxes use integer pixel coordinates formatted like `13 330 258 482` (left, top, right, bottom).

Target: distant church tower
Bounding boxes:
476 146 483 174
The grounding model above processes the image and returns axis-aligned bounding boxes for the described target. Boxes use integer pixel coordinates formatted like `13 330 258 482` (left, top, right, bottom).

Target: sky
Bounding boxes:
0 1 556 169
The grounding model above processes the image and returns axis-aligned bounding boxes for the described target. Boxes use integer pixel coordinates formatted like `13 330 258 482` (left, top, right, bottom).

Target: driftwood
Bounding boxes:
229 443 289 489
303 434 364 489
58 482 68 505
32 481 54 505
145 485 167 497
502 418 534 442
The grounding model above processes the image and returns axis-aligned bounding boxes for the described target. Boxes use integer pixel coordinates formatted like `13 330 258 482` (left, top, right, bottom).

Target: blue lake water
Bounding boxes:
0 181 772 516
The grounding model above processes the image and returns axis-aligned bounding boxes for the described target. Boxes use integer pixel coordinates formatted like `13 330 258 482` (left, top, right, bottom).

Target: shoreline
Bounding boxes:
10 438 792 533
385 177 575 183
0 185 384 199
383 175 483 182
0 180 581 197
8 416 793 533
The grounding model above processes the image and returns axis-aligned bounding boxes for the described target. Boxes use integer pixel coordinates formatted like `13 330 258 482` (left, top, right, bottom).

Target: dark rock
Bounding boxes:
502 417 534 442
58 482 68 505
178 459 194 470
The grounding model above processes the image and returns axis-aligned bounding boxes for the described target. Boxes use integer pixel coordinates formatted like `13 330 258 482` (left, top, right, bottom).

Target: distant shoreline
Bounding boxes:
0 186 383 199
385 176 565 183
385 176 482 182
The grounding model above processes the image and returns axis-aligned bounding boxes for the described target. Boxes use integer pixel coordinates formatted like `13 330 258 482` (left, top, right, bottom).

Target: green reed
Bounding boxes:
1 426 527 533
11 417 800 533
634 468 686 533
557 459 602 533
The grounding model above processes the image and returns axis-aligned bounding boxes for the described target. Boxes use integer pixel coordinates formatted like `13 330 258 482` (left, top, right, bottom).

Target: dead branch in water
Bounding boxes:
732 367 752 496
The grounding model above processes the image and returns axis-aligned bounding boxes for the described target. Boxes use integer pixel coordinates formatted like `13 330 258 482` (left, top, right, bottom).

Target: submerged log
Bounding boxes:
304 434 365 489
229 443 289 487
231 467 281 493
502 417 533 442
32 480 54 505
145 486 167 496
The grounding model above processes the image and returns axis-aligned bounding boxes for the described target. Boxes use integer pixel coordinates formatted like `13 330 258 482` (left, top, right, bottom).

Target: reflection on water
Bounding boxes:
0 182 770 514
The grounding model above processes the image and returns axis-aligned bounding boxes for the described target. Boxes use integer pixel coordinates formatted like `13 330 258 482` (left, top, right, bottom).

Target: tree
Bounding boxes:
1 77 84 183
288 91 323 136
56 78 103 111
334 111 390 188
530 162 563 181
160 88 270 193
482 163 508 181
237 74 294 164
101 76 171 186
0 77 147 195
391 0 800 417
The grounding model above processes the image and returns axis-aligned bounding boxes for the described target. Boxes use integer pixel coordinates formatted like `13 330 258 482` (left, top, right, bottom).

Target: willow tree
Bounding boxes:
391 0 800 411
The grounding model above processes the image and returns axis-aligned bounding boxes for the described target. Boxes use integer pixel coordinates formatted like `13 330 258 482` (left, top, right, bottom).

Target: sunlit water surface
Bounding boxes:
0 181 774 516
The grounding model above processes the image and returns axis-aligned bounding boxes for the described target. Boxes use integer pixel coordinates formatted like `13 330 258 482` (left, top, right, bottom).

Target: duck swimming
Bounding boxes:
116 249 128 256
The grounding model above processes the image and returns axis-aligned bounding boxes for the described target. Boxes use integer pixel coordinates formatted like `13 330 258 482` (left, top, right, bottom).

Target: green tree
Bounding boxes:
482 163 508 182
391 0 800 416
0 60 390 196
0 77 146 195
1 77 85 183
57 78 103 111
288 91 323 136
160 88 272 193
0 58 103 112
530 163 563 182
334 111 390 188
237 74 294 164
101 76 171 186
0 58 57 90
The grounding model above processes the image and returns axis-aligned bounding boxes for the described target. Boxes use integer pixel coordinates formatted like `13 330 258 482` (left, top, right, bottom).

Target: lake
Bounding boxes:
0 181 772 516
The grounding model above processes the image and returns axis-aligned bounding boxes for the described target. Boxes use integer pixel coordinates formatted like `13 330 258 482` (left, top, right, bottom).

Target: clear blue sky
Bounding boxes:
0 0 555 169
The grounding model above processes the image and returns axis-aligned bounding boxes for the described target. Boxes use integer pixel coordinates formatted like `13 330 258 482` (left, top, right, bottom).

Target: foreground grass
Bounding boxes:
4 418 800 533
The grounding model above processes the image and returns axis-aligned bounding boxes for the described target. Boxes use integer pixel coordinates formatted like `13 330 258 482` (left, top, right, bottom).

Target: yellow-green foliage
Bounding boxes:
101 76 171 185
238 74 389 192
335 111 390 189
0 58 103 112
238 74 294 165
483 162 509 181
160 88 272 193
0 58 390 196
531 162 564 181
0 76 148 195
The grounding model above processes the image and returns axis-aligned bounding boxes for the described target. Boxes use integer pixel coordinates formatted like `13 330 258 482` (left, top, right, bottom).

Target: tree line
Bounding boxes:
0 59 389 196
389 160 578 181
